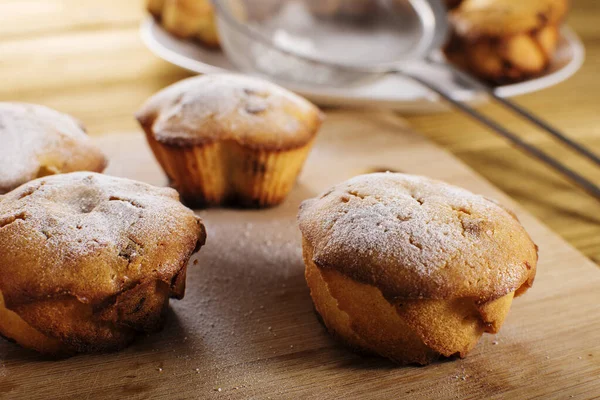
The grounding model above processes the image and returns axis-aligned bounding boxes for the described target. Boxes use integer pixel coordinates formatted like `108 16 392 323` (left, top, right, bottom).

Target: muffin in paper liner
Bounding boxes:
137 74 323 208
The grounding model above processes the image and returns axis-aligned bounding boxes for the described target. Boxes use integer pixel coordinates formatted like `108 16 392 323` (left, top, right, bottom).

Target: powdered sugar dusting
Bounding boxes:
136 74 322 149
298 173 537 299
0 172 203 304
0 102 106 193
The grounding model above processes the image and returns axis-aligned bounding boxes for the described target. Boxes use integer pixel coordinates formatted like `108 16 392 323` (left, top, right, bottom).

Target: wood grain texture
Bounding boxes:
1 112 599 399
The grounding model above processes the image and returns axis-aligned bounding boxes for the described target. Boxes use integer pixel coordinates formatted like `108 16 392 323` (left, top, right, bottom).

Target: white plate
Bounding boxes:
140 17 584 113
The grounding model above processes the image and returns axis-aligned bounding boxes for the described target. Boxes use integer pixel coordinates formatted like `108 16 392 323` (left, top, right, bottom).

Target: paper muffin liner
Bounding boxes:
145 131 314 208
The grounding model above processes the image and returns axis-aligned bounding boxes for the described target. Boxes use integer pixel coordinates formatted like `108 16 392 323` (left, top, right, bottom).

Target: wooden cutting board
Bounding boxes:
1 110 599 399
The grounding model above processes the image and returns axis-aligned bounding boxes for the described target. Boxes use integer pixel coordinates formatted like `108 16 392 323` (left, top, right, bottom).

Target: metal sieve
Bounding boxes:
212 0 600 199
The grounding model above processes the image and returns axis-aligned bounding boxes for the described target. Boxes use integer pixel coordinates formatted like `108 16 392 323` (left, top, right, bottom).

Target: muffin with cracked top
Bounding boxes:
136 74 324 208
0 102 107 194
0 172 206 355
298 173 537 365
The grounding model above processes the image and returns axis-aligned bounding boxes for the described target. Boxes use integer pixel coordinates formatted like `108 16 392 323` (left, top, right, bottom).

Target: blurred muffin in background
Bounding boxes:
0 102 107 194
147 0 283 48
444 0 569 83
147 0 220 48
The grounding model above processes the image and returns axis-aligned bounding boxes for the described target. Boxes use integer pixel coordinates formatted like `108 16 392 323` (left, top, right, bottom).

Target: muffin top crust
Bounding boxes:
0 172 206 308
450 0 568 38
136 74 324 150
0 102 107 194
298 173 537 301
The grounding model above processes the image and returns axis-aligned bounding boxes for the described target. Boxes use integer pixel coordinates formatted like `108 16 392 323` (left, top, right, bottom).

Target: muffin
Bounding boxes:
0 102 107 194
444 0 569 83
0 172 206 355
147 0 220 48
298 173 537 365
136 74 324 208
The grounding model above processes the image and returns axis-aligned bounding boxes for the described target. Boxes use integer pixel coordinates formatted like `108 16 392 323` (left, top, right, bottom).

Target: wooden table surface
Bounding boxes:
0 0 599 266
4 107 600 400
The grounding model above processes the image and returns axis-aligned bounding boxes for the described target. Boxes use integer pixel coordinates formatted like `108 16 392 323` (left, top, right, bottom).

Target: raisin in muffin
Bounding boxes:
445 0 569 83
136 74 324 208
298 173 537 365
0 172 206 355
0 102 107 194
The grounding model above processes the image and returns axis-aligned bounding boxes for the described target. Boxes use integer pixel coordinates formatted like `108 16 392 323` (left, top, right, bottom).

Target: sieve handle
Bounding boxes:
426 57 600 167
394 65 600 201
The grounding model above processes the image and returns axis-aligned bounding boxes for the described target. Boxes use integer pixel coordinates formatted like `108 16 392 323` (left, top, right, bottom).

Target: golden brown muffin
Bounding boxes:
0 172 206 355
0 102 107 195
298 173 537 365
136 74 324 208
148 0 220 48
445 0 569 83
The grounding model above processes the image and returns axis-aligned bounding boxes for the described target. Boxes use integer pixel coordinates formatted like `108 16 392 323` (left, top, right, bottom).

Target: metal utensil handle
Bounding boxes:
398 69 600 200
426 57 600 167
